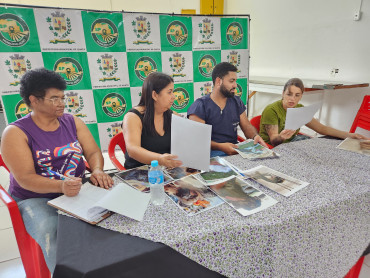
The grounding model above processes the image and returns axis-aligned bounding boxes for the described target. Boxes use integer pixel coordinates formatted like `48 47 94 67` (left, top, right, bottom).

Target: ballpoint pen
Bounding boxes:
49 170 73 181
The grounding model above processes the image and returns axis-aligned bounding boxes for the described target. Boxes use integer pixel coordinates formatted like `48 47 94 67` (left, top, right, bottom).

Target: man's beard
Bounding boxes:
220 84 234 98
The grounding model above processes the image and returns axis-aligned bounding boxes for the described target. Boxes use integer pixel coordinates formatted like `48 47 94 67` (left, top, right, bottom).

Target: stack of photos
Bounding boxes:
115 165 173 193
234 140 279 160
336 138 370 156
164 166 201 180
209 177 277 216
242 165 309 197
164 176 224 216
195 157 240 185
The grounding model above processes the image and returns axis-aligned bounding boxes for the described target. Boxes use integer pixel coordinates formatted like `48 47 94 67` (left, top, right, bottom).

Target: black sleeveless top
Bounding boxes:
124 108 172 169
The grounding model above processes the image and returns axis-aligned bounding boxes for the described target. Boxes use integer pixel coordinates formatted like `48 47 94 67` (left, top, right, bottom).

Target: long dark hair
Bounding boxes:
138 72 174 136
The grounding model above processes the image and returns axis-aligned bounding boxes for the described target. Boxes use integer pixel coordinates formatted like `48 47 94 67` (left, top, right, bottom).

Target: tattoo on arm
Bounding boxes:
264 124 284 146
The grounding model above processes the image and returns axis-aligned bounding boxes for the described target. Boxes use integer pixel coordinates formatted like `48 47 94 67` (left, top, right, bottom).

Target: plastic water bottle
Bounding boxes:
148 160 165 205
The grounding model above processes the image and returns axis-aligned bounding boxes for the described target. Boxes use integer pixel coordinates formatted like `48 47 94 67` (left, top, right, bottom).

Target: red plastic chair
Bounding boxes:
108 132 126 171
344 256 365 278
350 95 370 133
250 115 274 149
0 155 51 278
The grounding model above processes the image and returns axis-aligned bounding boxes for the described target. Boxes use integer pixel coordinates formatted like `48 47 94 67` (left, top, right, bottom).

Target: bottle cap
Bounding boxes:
151 160 158 167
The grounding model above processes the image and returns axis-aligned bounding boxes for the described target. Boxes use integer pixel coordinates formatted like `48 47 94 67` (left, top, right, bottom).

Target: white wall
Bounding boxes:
225 0 370 84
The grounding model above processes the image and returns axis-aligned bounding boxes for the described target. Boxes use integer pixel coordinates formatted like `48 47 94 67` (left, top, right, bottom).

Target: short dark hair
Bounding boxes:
211 62 238 85
283 78 305 94
20 67 66 106
138 72 174 136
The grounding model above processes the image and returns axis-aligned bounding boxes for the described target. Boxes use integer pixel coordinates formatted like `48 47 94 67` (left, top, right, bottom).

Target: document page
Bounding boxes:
48 182 109 223
92 183 151 221
285 102 322 130
171 115 211 171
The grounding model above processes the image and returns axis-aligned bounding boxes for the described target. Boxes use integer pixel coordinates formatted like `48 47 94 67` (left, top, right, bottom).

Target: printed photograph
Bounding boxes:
164 166 201 180
164 175 223 216
196 156 239 185
115 165 172 193
242 165 309 197
235 139 279 160
209 177 277 216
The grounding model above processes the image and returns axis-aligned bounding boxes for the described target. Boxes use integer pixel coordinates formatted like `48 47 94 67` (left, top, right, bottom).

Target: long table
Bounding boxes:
54 137 370 277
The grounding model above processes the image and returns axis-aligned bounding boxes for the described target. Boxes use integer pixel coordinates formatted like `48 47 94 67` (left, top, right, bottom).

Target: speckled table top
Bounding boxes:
99 138 370 278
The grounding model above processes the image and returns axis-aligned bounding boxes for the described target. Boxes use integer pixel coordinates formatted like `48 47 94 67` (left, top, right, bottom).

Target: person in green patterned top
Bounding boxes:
259 78 368 146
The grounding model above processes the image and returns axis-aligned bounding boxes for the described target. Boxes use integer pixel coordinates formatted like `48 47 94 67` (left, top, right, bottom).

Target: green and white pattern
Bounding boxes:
0 6 249 151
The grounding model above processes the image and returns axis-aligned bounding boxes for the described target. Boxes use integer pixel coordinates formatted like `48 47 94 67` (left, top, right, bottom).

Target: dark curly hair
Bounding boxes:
20 67 67 106
211 62 238 85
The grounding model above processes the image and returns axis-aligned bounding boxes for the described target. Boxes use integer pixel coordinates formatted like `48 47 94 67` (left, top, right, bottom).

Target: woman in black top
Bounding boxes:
123 72 182 169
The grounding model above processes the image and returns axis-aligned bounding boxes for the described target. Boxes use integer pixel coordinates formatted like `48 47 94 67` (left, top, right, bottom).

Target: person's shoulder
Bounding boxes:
263 100 281 112
297 103 304 108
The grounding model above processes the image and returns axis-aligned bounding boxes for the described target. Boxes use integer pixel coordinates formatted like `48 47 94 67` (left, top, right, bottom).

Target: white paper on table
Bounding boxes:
285 102 322 130
91 183 151 222
171 115 211 171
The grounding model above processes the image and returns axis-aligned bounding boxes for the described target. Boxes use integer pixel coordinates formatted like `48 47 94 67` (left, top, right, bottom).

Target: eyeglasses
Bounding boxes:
43 97 67 105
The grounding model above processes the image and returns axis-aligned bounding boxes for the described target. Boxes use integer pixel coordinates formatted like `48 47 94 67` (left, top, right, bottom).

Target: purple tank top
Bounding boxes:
8 113 86 200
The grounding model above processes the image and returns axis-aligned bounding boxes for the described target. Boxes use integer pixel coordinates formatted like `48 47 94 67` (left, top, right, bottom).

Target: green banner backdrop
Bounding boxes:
0 6 249 151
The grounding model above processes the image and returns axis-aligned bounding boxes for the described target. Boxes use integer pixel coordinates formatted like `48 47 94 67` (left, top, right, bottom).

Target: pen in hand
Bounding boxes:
49 170 73 181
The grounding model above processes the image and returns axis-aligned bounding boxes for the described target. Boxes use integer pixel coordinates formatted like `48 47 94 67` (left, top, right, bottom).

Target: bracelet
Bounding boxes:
252 134 258 139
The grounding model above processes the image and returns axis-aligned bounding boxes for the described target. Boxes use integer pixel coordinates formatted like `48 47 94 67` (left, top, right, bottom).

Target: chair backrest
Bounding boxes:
350 95 370 133
0 155 50 278
250 115 262 133
108 132 126 171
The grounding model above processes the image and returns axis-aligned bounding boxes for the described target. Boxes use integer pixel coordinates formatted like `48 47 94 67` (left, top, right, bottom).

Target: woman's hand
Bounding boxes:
158 154 182 168
90 168 114 189
360 140 370 150
61 177 82 197
279 129 296 140
348 133 370 140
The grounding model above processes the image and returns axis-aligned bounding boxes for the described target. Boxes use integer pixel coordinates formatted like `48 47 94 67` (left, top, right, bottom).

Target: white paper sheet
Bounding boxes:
171 115 211 171
285 102 322 130
93 183 151 221
48 182 109 222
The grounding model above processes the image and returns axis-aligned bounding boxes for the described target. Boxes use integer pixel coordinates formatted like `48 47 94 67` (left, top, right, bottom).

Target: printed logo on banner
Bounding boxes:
226 22 244 46
198 54 217 78
54 57 83 85
0 13 30 47
166 20 188 47
106 122 122 138
134 56 157 81
200 82 213 96
65 91 85 117
172 87 190 110
15 99 31 119
235 83 243 97
46 11 74 44
169 53 186 78
4 54 31 86
102 93 126 118
97 54 120 82
227 51 241 72
198 18 214 44
132 16 152 45
91 18 119 48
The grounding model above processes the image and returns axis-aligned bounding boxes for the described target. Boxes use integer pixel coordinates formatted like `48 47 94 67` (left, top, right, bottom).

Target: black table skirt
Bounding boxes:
54 215 226 278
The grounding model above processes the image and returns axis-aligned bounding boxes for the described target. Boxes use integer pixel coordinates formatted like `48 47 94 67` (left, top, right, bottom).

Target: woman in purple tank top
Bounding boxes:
0 68 113 273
